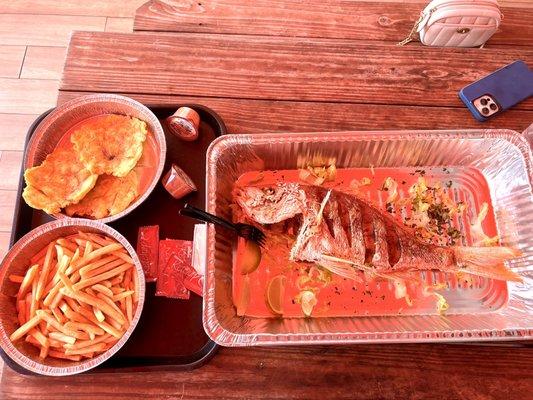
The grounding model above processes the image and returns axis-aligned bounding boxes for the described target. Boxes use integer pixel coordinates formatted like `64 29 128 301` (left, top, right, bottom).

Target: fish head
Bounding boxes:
235 183 304 224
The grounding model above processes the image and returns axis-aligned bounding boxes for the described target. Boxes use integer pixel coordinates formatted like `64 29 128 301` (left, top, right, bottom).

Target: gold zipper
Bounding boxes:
398 9 434 46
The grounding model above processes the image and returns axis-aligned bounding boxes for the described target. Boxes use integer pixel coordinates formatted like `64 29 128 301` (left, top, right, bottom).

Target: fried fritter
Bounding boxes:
70 114 148 177
23 149 98 214
64 170 139 219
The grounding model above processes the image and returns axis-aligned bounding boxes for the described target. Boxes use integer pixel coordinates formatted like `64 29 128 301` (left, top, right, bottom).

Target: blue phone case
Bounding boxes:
459 60 533 121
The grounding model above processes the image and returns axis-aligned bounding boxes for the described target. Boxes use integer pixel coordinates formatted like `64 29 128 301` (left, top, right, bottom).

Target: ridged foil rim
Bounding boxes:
204 129 533 346
0 219 146 375
207 129 531 171
24 93 167 224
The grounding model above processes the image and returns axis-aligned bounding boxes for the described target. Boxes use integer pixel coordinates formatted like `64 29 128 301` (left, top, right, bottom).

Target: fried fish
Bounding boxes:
64 170 139 219
23 148 98 214
70 114 148 177
235 183 522 282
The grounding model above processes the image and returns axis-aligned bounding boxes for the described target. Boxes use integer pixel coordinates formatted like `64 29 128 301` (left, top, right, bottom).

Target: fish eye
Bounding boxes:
263 187 275 195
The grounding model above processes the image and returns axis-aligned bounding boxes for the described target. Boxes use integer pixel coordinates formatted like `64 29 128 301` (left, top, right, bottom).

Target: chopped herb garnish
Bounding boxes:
427 203 450 226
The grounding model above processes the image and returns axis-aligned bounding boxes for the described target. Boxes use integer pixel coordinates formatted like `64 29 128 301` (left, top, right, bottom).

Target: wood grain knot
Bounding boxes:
378 16 392 27
167 0 205 14
420 69 449 79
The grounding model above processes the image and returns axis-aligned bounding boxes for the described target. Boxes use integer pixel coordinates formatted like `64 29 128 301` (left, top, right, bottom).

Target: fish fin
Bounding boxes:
377 271 424 286
320 261 363 282
453 246 523 282
317 254 363 282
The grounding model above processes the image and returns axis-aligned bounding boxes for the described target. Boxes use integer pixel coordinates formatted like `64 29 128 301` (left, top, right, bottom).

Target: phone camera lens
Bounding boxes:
489 103 497 111
480 98 488 106
482 107 489 115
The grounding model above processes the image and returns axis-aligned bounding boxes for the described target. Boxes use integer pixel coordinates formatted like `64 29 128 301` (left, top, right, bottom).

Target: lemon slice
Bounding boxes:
237 237 262 275
266 275 286 315
236 274 250 316
300 290 317 317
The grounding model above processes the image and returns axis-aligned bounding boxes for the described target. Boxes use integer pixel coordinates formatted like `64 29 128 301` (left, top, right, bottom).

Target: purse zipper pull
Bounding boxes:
398 8 435 46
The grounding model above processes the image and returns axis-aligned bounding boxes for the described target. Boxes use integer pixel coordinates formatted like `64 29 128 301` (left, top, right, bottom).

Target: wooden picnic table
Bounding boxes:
2 1 532 399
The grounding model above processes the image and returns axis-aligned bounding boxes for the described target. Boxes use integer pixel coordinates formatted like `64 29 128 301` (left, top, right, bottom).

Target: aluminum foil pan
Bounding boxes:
0 219 146 375
204 129 533 346
24 94 166 224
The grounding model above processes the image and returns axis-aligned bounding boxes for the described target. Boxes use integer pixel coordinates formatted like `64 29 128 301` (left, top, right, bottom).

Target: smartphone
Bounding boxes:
459 60 533 121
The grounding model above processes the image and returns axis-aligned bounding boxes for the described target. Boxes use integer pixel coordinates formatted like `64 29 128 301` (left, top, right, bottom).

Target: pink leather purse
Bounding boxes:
400 0 502 47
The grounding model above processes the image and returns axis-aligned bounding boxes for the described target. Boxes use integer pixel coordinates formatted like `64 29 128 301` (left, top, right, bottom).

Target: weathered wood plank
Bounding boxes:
0 151 23 191
20 47 67 80
0 114 37 151
0 0 146 18
1 344 532 399
105 17 135 32
58 91 533 133
61 32 533 110
0 190 17 232
0 78 58 114
0 46 25 78
0 14 106 46
134 0 533 46
0 231 10 260
498 0 533 7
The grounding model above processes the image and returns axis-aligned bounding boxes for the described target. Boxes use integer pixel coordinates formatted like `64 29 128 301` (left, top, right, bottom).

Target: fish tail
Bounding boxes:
453 246 523 282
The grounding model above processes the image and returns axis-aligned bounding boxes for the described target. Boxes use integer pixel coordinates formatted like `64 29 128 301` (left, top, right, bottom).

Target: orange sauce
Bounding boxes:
232 167 503 318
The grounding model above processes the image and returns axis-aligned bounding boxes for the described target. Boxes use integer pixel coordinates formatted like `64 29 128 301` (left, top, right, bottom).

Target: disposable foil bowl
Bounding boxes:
24 93 167 224
0 219 146 375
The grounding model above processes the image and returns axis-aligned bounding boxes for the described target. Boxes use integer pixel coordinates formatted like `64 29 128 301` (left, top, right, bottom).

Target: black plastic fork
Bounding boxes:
179 203 266 247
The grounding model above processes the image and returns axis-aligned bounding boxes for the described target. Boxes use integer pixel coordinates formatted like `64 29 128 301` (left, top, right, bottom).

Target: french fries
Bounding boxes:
9 275 24 283
35 243 55 301
10 315 42 342
92 306 106 322
17 264 39 299
8 232 138 362
92 284 113 297
49 331 76 345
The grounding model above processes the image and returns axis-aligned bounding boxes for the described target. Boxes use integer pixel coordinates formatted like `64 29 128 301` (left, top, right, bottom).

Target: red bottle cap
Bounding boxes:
161 164 197 199
166 107 200 141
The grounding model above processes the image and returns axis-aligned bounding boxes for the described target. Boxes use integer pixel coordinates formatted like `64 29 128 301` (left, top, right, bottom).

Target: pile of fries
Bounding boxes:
8 231 138 362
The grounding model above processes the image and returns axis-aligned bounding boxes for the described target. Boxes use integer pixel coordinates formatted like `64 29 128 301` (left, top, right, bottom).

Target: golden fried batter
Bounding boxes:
70 114 148 177
64 170 139 219
23 149 98 214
